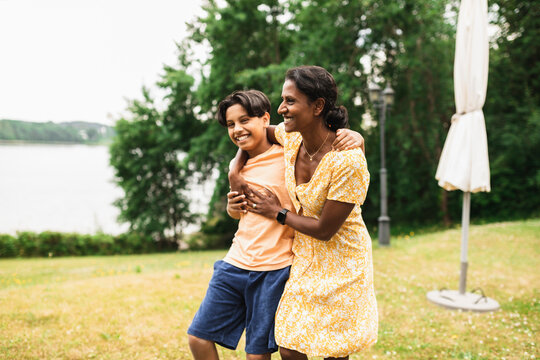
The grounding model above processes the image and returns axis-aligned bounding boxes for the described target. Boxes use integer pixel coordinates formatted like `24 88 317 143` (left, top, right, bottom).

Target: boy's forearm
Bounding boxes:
229 149 247 175
227 208 242 220
266 125 278 144
229 149 249 192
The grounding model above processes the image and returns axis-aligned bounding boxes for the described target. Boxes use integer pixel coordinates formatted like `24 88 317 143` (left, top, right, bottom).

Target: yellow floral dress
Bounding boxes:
274 123 378 358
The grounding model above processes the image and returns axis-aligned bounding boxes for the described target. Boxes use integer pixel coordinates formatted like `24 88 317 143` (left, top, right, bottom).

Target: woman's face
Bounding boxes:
278 79 320 133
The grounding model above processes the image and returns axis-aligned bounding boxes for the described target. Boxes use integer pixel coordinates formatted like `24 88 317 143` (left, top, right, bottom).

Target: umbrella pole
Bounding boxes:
426 190 498 311
459 191 471 294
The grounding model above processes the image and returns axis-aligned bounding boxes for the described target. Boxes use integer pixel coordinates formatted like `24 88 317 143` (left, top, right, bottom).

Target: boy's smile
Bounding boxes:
226 104 271 158
235 134 250 142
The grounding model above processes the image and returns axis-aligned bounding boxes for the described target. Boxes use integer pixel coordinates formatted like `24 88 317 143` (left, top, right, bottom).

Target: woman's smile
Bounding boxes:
278 79 316 133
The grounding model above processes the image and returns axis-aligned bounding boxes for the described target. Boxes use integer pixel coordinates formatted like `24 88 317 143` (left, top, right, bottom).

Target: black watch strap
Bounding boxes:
276 208 289 225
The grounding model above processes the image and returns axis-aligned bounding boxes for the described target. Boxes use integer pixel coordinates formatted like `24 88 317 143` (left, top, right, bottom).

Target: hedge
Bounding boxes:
0 232 178 258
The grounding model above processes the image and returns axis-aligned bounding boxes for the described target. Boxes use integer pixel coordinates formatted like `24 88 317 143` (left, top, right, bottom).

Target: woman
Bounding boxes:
231 65 377 360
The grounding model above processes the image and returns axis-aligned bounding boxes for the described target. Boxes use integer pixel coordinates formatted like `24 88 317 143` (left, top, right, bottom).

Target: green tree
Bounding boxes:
363 0 460 227
110 0 539 248
86 128 99 141
474 0 540 219
109 68 201 244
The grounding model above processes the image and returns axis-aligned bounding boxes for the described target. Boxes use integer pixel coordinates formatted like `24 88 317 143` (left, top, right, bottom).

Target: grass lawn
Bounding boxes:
0 219 538 359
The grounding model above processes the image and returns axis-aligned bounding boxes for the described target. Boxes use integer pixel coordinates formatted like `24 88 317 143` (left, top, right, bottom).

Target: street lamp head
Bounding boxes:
368 83 381 103
383 85 395 106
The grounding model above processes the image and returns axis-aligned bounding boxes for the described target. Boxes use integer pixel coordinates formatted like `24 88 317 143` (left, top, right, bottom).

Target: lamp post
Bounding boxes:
368 83 395 246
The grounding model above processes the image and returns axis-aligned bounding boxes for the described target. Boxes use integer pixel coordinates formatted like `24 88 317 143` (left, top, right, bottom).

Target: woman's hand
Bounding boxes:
245 188 283 220
226 191 247 219
332 128 365 154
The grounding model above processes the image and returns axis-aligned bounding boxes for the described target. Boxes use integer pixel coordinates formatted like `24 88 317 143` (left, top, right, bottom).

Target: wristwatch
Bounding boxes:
276 208 289 225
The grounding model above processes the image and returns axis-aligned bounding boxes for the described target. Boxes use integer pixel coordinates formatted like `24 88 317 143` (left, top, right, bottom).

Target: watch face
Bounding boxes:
277 209 289 224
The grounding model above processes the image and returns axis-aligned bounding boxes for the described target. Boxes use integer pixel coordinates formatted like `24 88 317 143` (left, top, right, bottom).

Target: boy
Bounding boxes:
187 90 295 360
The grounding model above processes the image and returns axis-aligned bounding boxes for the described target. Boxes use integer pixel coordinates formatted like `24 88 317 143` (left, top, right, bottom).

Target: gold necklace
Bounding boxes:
303 132 330 161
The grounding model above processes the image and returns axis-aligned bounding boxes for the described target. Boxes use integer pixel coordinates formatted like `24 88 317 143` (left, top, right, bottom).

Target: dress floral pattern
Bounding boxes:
274 123 378 358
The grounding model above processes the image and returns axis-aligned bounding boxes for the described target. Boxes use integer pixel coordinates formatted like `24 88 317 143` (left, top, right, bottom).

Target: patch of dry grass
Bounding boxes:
0 219 538 359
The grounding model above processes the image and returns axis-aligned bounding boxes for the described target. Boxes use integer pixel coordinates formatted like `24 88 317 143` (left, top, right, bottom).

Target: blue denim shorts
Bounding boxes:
187 260 290 354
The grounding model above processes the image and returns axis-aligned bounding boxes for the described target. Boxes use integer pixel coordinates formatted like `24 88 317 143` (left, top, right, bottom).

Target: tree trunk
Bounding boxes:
441 188 451 226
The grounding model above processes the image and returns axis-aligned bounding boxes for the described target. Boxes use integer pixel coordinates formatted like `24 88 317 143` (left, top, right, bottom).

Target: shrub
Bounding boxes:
39 232 69 256
0 232 177 258
0 234 18 257
17 232 41 257
183 231 232 251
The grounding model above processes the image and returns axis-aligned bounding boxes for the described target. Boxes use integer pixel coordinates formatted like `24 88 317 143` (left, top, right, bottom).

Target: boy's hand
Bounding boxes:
227 191 247 219
228 171 250 195
332 128 365 154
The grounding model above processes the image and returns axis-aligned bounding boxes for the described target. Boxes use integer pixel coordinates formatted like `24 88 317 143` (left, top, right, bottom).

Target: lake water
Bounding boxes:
0 143 213 235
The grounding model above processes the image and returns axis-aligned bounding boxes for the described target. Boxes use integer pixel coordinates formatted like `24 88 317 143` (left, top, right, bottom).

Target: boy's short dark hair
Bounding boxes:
217 90 271 127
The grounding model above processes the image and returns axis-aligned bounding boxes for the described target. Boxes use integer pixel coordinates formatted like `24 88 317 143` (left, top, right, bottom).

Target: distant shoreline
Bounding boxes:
0 119 115 145
0 139 111 146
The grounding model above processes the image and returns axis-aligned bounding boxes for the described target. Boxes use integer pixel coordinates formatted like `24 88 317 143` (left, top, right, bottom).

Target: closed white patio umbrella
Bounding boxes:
428 0 499 312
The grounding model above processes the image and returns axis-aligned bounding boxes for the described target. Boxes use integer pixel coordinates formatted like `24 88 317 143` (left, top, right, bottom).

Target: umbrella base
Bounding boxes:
427 289 499 312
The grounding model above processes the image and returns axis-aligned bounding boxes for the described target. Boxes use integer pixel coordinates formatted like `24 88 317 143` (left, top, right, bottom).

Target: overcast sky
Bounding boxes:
0 0 204 125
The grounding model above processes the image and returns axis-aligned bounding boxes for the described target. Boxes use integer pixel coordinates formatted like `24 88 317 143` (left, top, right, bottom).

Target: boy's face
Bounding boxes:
225 104 270 157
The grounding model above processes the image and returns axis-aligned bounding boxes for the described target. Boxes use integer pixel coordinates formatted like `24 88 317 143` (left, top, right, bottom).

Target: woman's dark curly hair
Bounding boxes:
285 65 349 130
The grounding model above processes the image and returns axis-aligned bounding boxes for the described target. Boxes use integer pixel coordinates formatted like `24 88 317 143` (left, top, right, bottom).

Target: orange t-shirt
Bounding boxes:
223 144 294 271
